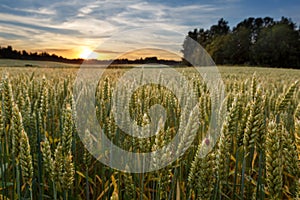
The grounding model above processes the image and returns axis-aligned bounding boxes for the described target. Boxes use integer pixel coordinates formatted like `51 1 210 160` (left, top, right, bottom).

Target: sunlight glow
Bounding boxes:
79 47 99 59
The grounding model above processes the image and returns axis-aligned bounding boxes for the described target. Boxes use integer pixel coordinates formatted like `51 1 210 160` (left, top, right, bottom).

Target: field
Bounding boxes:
0 60 299 200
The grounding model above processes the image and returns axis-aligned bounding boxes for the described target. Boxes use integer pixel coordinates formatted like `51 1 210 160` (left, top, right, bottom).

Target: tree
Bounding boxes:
234 17 266 44
251 23 300 67
228 26 252 64
182 16 300 68
0 46 84 64
263 17 275 27
206 35 231 65
197 28 211 47
209 18 230 38
181 18 230 65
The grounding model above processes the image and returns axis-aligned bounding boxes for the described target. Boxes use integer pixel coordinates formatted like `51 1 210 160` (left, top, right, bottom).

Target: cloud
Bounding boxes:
109 2 220 27
2 0 284 59
0 4 55 15
0 0 216 58
118 48 182 60
0 20 80 35
94 50 122 54
33 48 72 52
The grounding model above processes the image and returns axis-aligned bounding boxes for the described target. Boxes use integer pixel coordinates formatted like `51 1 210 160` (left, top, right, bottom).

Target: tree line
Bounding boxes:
182 17 300 68
0 46 84 64
0 46 180 66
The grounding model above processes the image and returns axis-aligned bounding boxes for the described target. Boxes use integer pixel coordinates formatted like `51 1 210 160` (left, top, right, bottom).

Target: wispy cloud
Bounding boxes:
1 4 55 15
33 48 72 52
0 0 224 58
94 50 122 54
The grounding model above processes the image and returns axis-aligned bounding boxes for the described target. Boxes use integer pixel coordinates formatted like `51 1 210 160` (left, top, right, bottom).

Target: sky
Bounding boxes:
0 0 299 60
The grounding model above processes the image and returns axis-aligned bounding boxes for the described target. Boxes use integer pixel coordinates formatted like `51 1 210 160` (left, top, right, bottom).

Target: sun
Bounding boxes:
79 47 99 59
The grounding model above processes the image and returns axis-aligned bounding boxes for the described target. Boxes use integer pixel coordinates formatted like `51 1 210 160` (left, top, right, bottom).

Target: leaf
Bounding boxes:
176 180 180 200
0 182 14 190
76 171 94 185
0 163 8 178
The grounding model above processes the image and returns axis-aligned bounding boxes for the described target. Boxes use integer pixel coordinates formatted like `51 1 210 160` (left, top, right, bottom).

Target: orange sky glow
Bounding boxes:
2 45 182 61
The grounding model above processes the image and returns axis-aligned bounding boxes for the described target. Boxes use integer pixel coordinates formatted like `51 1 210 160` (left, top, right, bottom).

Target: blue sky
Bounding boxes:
0 0 299 59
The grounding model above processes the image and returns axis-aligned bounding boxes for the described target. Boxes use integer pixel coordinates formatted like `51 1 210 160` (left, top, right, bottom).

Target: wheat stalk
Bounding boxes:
266 120 283 199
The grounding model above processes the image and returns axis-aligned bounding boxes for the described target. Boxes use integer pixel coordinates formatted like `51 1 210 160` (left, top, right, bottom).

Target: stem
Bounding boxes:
168 166 178 200
240 152 246 200
37 113 43 200
30 184 33 200
140 156 145 200
0 140 5 199
63 190 67 200
85 166 89 200
72 126 77 198
16 164 21 200
232 150 239 200
256 151 262 199
53 182 57 200
3 134 9 200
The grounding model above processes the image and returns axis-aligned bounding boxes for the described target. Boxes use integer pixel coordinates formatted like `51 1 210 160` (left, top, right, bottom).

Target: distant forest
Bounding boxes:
182 16 300 68
0 45 84 64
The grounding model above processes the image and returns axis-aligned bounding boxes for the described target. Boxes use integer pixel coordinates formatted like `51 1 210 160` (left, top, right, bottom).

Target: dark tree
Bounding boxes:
251 23 300 67
182 17 300 68
209 18 230 38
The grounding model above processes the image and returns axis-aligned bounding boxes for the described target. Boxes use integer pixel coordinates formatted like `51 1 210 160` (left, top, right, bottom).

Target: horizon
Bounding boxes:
0 45 183 61
0 0 300 60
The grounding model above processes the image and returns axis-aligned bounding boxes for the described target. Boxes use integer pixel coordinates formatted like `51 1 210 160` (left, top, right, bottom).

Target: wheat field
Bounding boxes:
0 65 299 200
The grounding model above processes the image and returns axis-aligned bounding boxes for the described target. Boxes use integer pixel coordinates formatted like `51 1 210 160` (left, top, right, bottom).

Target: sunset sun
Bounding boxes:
79 47 99 59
